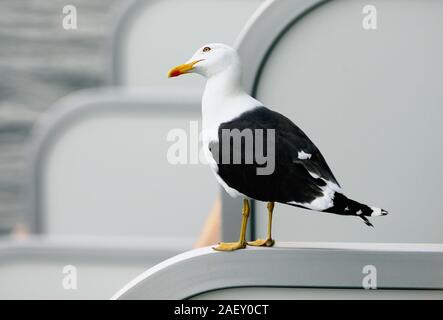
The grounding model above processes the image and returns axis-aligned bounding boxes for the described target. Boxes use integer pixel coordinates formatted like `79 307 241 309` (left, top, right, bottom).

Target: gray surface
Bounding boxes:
27 88 219 244
193 287 443 300
0 235 184 299
237 0 443 243
113 242 443 300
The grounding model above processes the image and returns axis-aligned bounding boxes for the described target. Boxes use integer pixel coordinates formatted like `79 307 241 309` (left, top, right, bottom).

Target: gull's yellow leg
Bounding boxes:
248 201 275 247
213 199 249 251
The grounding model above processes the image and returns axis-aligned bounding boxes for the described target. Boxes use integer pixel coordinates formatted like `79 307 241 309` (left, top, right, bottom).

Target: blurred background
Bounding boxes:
0 0 118 233
1 0 442 299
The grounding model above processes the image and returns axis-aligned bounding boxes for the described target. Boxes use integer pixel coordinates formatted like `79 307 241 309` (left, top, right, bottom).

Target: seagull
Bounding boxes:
168 43 388 251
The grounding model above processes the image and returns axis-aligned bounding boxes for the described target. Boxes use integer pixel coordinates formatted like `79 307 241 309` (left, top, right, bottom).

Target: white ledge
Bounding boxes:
112 242 443 300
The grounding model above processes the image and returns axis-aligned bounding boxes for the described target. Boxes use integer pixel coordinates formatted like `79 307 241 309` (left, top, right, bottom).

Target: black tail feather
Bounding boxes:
323 193 387 227
359 215 374 228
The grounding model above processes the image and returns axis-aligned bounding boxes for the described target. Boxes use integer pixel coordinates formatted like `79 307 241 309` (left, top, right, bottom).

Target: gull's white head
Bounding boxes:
168 43 240 79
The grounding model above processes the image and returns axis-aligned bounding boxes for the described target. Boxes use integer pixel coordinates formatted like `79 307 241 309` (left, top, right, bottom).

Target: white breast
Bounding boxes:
200 74 260 198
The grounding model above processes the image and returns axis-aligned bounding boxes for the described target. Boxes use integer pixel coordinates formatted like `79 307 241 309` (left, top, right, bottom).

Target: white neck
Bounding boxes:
201 65 260 136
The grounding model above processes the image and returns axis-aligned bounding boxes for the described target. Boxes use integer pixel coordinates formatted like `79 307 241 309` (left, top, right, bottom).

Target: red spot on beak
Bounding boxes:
169 69 181 77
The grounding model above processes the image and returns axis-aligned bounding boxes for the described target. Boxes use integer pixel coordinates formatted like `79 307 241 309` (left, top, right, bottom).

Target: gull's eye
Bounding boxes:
203 46 211 53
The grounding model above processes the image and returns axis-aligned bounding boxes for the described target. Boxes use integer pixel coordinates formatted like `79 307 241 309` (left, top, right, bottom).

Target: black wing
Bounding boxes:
209 106 340 204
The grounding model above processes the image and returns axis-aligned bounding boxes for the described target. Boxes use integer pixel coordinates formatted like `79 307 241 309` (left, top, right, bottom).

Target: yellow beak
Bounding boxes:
168 59 203 78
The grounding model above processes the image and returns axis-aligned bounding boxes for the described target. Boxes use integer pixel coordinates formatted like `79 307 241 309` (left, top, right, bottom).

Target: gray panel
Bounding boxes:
0 235 185 299
113 242 443 299
26 88 219 242
193 287 443 300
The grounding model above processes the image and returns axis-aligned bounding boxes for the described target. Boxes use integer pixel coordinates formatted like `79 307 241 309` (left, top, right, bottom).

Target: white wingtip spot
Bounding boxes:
356 209 363 215
370 207 387 216
298 151 312 160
